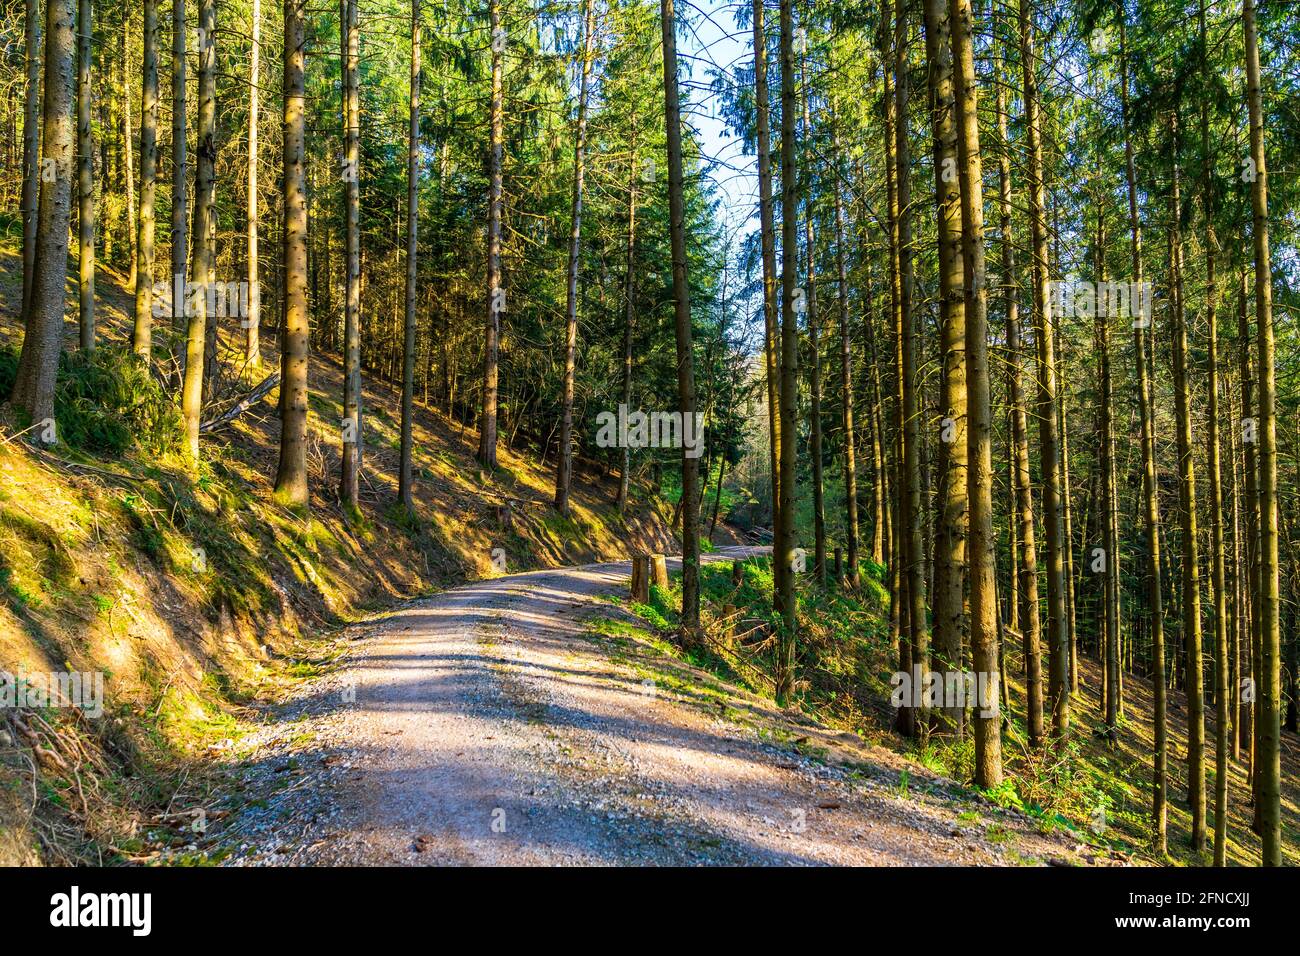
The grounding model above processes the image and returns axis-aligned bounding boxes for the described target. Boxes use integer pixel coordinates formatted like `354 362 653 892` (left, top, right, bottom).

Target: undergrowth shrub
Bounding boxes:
0 345 182 458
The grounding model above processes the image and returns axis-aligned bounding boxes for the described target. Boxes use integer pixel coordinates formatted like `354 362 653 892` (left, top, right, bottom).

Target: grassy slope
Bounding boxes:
0 240 715 863
612 557 1298 866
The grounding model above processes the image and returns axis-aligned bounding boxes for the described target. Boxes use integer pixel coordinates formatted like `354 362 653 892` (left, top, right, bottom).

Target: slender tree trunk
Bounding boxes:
994 34 1040 748
660 0 701 643
246 0 262 372
273 0 309 506
555 0 596 515
616 129 638 513
949 0 998 783
12 0 76 432
800 47 826 585
922 0 966 738
133 0 159 358
895 0 927 737
772 0 802 701
882 9 909 733
340 0 363 504
1169 111 1207 854
398 0 421 510
478 0 504 469
752 0 780 532
1095 205 1120 737
171 0 188 378
1228 370 1244 762
76 0 94 352
1198 0 1229 867
1119 11 1166 853
20 0 41 324
1243 0 1281 867
1017 0 1068 740
180 0 215 467
832 124 858 586
121 12 136 291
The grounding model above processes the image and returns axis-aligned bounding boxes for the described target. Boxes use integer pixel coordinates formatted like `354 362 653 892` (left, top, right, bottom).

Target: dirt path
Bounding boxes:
218 548 1101 866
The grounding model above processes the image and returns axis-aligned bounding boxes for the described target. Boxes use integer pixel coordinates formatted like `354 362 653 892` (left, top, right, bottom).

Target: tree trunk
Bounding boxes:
180 0 216 467
478 0 504 469
994 31 1040 749
1119 10 1166 854
949 0 999 785
273 0 309 507
895 0 927 737
922 0 966 738
1017 0 1068 740
171 0 188 379
773 0 801 700
832 123 858 586
1169 110 1206 854
340 0 363 505
245 0 262 373
121 11 137 292
798 46 826 585
660 0 701 644
76 0 94 352
20 0 41 324
398 0 421 510
555 0 596 515
11 0 76 432
133 0 159 358
752 0 780 532
616 127 638 513
1243 0 1281 867
1199 0 1229 867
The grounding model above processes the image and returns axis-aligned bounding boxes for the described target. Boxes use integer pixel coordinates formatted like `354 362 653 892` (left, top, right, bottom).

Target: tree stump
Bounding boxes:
650 553 669 591
631 554 651 603
834 546 843 580
731 560 744 586
495 499 513 531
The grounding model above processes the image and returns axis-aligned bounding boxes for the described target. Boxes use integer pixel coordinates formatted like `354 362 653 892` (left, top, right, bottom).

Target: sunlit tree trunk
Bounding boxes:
340 0 363 504
398 0 421 510
273 0 309 507
133 0 159 358
171 0 188 379
994 32 1040 749
1199 0 1229 867
478 0 503 469
12 0 75 432
894 0 927 737
832 122 858 586
20 0 41 324
921 0 966 738
76 0 94 352
950 0 998 783
660 0 702 643
555 0 596 515
180 0 215 467
121 12 137 292
245 0 262 373
1017 0 1067 739
616 127 638 514
752 0 780 533
773 0 801 700
1168 111 1206 854
1243 0 1281 867
1119 11 1165 853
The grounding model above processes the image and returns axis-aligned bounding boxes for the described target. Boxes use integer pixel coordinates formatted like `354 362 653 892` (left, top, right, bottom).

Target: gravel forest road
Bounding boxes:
223 547 1100 867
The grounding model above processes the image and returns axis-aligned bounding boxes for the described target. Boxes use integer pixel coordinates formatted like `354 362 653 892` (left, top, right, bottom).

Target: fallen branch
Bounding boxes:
200 370 280 433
